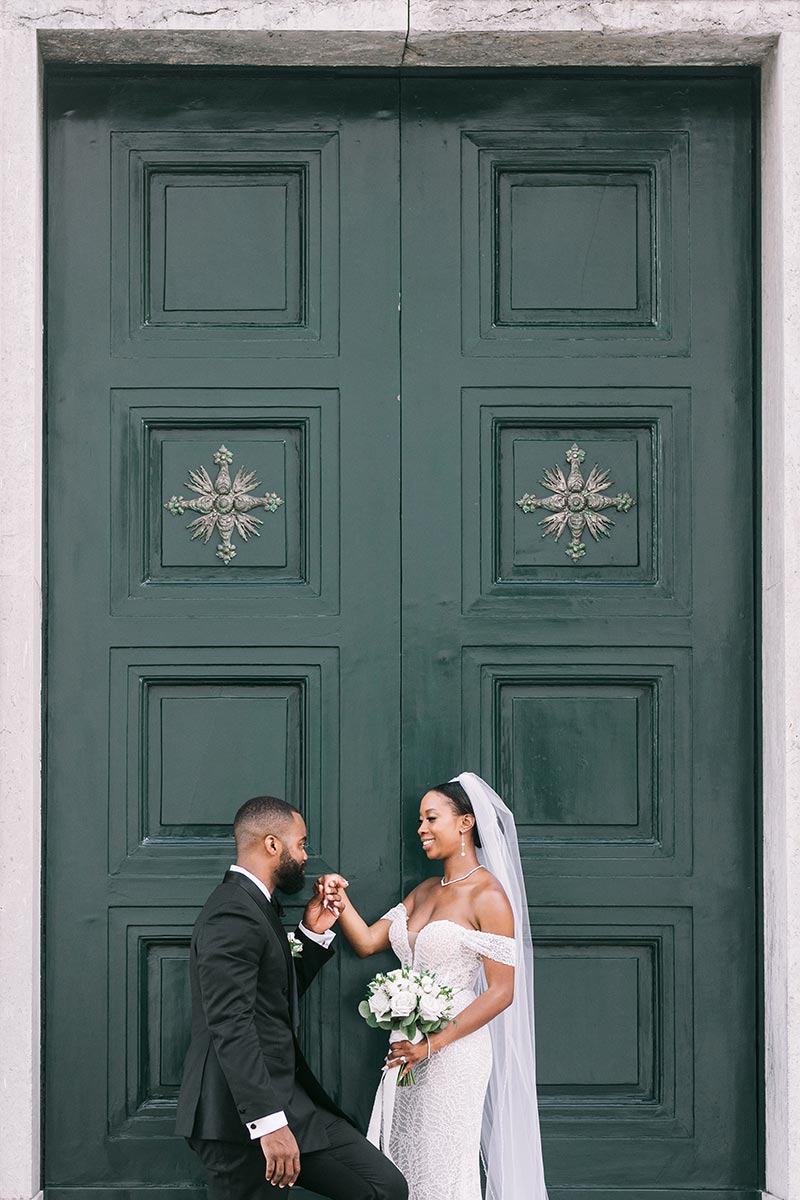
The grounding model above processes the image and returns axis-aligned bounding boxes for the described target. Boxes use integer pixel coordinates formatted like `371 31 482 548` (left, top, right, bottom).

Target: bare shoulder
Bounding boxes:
472 872 515 936
401 875 439 917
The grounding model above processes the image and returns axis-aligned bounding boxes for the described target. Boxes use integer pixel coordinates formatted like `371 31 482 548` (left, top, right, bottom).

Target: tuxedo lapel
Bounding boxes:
223 870 300 1029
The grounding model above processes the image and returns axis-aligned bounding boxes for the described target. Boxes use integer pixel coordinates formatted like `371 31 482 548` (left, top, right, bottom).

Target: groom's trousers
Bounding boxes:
188 1111 408 1200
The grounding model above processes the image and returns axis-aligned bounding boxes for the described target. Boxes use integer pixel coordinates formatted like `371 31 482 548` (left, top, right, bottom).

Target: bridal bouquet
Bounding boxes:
358 966 455 1087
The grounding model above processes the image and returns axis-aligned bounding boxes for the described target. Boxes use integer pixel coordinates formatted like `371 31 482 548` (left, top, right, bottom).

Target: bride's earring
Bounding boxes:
461 831 466 857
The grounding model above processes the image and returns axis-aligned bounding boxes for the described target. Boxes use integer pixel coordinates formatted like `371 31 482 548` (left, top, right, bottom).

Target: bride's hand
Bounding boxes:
385 1037 431 1081
314 874 349 911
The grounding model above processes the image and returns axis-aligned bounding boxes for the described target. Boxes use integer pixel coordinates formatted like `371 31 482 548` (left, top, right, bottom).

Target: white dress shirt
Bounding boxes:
228 864 335 1139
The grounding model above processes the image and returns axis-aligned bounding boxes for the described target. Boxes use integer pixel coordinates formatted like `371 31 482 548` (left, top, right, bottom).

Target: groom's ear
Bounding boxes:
263 833 281 857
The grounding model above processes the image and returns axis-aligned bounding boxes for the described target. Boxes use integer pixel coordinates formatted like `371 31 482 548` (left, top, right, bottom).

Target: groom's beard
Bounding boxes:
274 848 305 895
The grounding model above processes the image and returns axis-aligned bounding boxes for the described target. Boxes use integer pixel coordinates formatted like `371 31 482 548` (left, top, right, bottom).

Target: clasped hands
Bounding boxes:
301 872 349 935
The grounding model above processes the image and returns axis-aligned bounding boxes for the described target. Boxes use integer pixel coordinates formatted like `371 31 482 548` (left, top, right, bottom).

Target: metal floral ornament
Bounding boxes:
517 443 635 563
164 445 283 564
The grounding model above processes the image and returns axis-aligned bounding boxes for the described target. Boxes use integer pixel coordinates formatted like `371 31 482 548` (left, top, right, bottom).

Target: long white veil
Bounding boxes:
452 772 549 1200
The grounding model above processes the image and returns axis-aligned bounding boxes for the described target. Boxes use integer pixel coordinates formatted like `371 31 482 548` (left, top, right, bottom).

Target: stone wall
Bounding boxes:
2 5 800 1200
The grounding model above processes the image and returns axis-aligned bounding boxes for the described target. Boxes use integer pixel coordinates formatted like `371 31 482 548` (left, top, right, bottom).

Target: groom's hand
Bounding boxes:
303 873 348 934
260 1126 300 1189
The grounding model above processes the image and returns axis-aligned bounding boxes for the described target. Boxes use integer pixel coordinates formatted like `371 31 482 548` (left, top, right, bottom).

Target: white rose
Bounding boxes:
419 994 446 1023
390 989 417 1018
368 988 391 1019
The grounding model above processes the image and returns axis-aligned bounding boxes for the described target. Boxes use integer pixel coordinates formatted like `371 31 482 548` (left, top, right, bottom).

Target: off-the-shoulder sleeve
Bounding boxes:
463 929 517 966
380 902 408 924
380 902 412 966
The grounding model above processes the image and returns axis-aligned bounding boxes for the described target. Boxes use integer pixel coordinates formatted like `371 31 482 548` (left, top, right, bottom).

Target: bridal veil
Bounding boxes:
452 772 549 1200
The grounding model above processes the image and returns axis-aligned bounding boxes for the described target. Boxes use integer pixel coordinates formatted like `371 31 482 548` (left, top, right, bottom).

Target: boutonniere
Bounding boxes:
287 932 303 958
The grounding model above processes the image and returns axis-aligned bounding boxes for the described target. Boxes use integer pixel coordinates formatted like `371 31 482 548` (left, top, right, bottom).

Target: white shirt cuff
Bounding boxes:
246 1110 288 1139
298 921 335 949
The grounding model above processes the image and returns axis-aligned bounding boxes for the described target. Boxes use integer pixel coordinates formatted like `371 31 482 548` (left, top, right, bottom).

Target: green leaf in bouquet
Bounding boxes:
358 1001 372 1019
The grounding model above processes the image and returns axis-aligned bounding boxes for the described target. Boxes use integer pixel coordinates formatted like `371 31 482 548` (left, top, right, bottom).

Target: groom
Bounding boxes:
176 795 407 1199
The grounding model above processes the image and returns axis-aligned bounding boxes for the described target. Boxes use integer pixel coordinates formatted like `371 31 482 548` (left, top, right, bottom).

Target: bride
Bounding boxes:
318 772 548 1200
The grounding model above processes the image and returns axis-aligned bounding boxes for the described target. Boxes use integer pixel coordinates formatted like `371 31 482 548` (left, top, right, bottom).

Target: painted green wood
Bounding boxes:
46 70 758 1200
45 73 401 1198
400 74 757 1199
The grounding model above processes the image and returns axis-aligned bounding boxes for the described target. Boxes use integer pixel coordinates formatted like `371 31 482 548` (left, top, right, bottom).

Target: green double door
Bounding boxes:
46 72 757 1200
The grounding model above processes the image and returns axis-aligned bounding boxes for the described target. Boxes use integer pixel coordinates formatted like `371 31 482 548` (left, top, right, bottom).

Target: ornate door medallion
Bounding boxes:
164 444 283 564
517 442 636 563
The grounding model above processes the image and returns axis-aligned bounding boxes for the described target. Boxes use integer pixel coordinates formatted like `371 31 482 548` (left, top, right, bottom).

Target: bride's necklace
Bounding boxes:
440 864 485 887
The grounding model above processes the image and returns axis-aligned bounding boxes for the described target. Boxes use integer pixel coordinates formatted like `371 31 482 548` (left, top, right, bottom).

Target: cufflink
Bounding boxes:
249 1123 256 1129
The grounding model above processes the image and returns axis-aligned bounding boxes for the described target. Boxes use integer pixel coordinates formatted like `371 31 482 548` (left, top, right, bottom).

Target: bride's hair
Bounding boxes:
431 780 482 848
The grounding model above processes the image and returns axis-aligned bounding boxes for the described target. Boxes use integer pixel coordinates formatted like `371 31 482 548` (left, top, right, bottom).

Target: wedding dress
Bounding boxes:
367 773 548 1200
380 902 516 1200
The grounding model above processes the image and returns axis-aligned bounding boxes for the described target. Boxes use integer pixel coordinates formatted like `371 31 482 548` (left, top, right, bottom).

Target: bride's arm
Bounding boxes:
331 893 391 958
386 886 515 1077
314 875 414 958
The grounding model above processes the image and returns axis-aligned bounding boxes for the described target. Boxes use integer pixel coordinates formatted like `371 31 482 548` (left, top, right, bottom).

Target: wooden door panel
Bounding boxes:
462 645 692 874
532 906 693 1136
46 73 400 1198
401 75 756 1198
461 385 693 612
460 127 689 356
107 647 340 879
109 387 340 614
110 129 339 356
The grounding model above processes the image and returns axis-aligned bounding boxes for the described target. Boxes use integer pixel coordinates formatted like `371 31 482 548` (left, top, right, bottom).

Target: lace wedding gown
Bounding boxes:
381 902 516 1200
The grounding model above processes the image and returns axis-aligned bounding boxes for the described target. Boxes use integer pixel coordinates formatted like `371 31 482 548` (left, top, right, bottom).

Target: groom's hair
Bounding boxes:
431 781 482 848
233 795 301 850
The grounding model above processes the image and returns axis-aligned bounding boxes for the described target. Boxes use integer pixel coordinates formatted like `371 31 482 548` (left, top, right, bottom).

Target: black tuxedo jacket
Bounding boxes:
175 870 346 1152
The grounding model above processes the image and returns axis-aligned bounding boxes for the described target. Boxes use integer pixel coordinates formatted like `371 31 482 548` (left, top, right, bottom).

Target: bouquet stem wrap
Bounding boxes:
366 1028 424 1159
